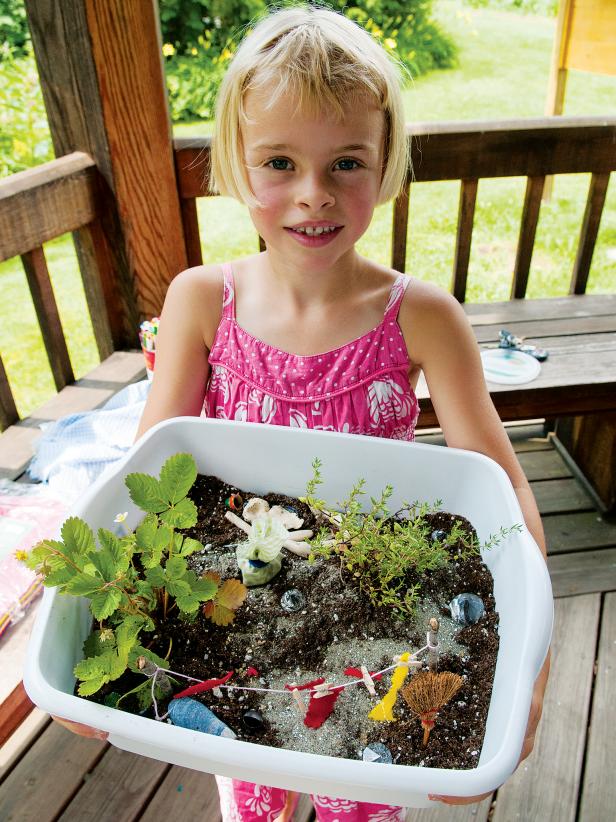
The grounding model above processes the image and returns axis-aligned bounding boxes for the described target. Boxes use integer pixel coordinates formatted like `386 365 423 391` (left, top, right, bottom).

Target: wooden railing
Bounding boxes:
0 152 115 431
1 118 614 434
174 116 616 301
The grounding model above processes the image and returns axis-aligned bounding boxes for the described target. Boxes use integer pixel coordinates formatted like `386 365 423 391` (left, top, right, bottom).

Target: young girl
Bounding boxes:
61 4 549 818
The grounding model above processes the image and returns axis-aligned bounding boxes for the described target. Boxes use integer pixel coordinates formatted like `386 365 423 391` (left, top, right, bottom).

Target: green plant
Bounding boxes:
302 458 520 617
22 453 246 697
0 44 53 176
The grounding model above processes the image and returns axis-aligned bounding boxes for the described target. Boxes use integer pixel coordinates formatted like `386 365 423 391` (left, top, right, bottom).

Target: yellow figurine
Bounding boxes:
368 652 412 722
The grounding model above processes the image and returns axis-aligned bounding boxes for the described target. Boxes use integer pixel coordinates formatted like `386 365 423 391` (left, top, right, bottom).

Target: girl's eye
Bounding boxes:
267 158 292 171
335 158 361 171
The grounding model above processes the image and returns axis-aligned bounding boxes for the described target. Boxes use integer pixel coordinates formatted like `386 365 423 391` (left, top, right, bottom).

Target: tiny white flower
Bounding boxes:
114 512 128 523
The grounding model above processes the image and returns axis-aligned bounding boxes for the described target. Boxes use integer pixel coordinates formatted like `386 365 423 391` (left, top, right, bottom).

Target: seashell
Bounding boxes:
243 498 270 522
269 505 304 529
168 697 236 738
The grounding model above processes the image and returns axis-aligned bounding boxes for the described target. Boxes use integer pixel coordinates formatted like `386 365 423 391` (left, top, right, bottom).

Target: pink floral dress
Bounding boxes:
204 263 419 441
206 263 414 821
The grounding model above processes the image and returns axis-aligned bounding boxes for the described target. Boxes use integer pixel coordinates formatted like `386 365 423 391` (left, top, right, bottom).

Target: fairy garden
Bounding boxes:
23 453 520 770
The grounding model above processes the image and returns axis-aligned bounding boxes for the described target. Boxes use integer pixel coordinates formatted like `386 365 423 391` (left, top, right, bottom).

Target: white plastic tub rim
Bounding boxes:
24 418 553 808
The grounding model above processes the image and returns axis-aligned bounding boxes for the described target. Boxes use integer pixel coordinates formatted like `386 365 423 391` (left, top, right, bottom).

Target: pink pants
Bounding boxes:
215 777 405 822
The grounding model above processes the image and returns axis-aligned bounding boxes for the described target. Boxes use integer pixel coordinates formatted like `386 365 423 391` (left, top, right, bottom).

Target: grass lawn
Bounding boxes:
2 0 615 417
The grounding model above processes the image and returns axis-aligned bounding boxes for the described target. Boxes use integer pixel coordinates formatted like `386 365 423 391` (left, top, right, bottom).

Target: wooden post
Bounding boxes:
544 0 573 200
25 0 188 350
555 413 616 517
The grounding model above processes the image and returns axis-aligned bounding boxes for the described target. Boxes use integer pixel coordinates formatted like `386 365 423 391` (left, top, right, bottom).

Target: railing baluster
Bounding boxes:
451 178 478 302
180 197 203 268
21 246 74 391
570 172 611 295
0 354 19 432
511 175 545 299
391 182 410 273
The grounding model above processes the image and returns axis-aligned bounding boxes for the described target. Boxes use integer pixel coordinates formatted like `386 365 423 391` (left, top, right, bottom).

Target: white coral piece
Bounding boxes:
243 497 270 522
268 505 304 530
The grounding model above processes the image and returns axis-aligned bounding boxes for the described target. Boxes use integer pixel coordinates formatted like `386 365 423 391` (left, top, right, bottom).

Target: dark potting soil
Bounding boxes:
95 474 499 771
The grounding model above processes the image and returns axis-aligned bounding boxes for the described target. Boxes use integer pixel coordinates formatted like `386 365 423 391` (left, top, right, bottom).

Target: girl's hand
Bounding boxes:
52 715 108 740
429 651 551 805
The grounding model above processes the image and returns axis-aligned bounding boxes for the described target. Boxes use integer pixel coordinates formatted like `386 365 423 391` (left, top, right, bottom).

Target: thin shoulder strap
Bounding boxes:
383 274 411 321
220 262 236 319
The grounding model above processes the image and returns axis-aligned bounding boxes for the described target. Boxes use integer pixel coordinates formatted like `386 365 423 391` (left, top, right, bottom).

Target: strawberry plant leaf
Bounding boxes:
216 578 248 610
125 473 167 513
165 555 187 581
61 517 96 564
90 587 123 621
98 528 130 572
179 536 204 557
65 572 104 597
203 601 235 626
159 453 197 505
160 497 197 528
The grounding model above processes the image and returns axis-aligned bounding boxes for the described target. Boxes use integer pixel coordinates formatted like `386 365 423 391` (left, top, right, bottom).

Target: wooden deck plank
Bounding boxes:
464 293 616 323
58 747 168 821
532 478 594 515
407 795 492 821
491 595 600 822
544 512 616 554
549 548 616 597
0 708 49 782
0 723 106 821
516 450 572 482
578 592 616 821
139 768 221 821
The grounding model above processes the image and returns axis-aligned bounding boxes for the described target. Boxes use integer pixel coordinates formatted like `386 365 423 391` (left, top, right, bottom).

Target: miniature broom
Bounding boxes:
401 671 463 746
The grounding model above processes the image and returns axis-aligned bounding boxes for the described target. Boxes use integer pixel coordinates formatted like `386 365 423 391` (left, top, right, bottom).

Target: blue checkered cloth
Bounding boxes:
28 379 151 503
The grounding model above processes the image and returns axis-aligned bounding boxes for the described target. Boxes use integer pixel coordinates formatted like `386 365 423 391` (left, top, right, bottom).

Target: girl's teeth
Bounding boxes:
295 226 336 235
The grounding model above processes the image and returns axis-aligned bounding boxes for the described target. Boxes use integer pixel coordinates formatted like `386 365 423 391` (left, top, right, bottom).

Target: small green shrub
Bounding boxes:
463 0 558 14
22 453 246 699
301 458 520 618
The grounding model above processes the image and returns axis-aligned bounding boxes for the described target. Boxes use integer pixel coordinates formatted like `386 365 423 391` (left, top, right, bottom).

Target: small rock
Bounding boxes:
430 528 448 543
242 710 265 731
362 743 392 764
449 593 485 625
280 589 306 612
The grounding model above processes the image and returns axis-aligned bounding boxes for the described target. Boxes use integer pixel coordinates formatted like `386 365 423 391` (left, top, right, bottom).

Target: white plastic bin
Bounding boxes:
24 418 553 807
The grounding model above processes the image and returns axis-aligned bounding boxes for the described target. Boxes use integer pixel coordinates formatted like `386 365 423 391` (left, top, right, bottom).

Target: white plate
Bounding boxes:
481 348 542 385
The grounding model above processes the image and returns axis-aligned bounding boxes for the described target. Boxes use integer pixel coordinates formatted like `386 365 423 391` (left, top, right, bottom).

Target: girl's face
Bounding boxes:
241 87 385 273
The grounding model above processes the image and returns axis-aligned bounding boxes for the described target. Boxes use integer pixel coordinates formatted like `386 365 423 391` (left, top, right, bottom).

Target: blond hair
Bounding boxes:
210 4 409 208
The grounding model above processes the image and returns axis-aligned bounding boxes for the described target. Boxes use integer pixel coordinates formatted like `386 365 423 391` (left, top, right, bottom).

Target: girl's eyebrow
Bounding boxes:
251 141 375 152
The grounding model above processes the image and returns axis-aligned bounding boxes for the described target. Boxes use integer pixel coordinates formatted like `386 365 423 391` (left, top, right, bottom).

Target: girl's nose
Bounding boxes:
294 172 335 210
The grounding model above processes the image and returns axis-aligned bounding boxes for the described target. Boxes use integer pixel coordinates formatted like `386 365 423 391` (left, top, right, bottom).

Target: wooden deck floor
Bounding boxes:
1 425 615 822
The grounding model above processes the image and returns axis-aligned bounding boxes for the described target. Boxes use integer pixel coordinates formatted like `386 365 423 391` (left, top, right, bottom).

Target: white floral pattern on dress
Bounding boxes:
367 379 412 426
260 394 277 423
312 796 358 813
210 365 231 404
289 409 308 428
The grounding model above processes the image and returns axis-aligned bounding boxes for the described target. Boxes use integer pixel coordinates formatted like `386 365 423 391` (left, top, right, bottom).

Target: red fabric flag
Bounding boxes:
173 670 234 699
304 686 345 729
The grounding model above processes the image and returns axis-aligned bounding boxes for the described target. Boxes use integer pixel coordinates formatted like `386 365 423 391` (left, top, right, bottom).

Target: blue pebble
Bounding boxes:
168 697 236 739
449 593 485 626
362 743 393 764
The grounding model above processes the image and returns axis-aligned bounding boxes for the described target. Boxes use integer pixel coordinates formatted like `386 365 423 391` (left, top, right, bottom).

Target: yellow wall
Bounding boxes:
563 0 616 76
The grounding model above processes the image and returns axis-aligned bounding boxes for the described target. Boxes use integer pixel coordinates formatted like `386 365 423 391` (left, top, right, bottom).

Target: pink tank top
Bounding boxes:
204 263 419 441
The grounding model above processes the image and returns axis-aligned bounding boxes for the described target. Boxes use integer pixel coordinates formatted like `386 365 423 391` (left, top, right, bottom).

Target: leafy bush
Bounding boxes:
0 0 29 55
161 0 457 121
0 45 53 175
463 0 558 14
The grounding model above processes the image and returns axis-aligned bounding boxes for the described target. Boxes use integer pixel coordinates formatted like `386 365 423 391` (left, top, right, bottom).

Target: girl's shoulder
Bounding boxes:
399 277 470 364
164 262 227 348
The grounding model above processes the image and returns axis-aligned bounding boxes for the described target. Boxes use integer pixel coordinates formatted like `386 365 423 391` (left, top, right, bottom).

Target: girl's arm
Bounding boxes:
402 281 550 805
404 282 546 556
135 266 222 441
